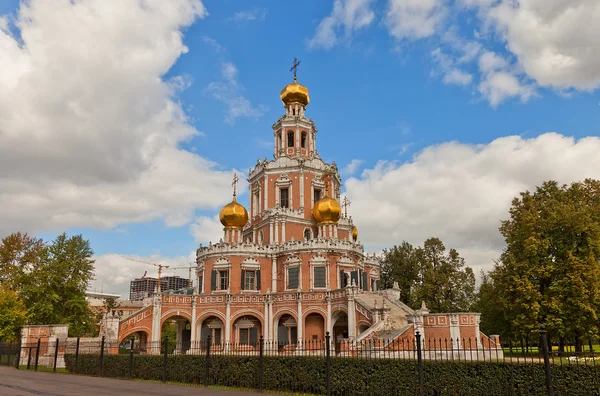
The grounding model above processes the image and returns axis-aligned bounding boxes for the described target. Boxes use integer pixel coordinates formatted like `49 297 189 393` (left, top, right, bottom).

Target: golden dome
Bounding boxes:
280 77 310 107
219 197 248 229
352 226 358 241
313 196 341 225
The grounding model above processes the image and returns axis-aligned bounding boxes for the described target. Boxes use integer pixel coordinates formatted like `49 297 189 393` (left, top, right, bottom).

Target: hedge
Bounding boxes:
64 354 599 395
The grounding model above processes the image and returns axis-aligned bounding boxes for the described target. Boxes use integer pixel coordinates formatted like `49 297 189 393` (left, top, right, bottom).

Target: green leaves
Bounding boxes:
0 286 29 341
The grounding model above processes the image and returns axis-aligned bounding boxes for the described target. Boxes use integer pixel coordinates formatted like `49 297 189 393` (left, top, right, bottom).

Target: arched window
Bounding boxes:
304 228 312 240
301 132 307 148
287 131 294 148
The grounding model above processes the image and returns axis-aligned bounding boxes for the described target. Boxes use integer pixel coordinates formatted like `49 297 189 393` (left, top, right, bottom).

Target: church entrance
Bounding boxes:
199 316 224 350
233 315 262 352
275 314 297 352
332 312 348 354
161 315 191 354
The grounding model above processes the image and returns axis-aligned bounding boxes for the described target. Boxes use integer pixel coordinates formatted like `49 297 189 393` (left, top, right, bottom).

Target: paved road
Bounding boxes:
0 367 266 396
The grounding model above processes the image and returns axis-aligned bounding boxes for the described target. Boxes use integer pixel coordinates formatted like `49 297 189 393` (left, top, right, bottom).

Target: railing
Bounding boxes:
4 326 600 395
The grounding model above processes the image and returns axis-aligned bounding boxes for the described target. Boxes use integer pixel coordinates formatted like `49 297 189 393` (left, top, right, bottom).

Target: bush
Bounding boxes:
64 353 599 395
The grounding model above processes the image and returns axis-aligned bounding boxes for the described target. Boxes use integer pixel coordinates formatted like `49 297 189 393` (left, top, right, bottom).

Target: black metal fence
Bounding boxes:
2 327 600 395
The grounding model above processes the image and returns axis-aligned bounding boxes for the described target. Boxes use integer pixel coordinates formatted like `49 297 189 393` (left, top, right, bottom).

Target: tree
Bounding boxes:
494 179 600 349
472 270 512 339
0 232 44 290
413 238 475 312
0 285 29 341
380 242 420 305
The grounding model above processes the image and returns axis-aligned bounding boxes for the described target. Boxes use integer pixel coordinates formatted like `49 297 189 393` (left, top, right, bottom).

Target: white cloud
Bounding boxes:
431 48 473 87
348 133 600 275
478 71 535 106
190 215 224 244
341 159 364 177
227 8 267 22
442 68 473 86
384 0 446 41
487 0 600 90
478 50 508 74
206 61 267 124
201 36 226 53
0 0 242 235
92 252 196 298
308 0 375 50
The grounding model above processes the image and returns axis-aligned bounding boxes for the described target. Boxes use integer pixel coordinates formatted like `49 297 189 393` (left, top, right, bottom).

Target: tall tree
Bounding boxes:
380 241 420 305
0 285 29 341
414 238 475 312
472 270 512 339
0 232 44 290
494 179 600 348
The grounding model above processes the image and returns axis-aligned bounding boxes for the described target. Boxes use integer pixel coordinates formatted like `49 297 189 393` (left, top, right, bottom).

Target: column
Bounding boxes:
449 314 461 350
333 225 338 239
191 298 197 345
151 297 162 353
347 292 357 339
264 174 268 210
225 297 231 351
326 294 332 336
271 256 277 291
299 169 304 209
264 299 270 350
176 320 184 354
273 132 277 158
297 295 303 350
269 222 274 244
268 301 274 346
282 220 286 242
296 126 300 155
274 220 279 243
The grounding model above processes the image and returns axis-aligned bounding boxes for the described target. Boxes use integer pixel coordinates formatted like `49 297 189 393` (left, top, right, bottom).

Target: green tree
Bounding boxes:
0 232 44 290
472 270 512 339
494 179 600 349
413 238 475 312
0 286 29 341
380 241 420 305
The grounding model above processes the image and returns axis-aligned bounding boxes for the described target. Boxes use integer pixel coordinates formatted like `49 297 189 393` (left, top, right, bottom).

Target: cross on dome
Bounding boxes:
342 196 352 218
232 172 239 197
290 57 301 82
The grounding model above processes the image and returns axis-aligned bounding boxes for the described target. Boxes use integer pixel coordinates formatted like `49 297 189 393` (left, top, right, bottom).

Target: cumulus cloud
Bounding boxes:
308 0 375 50
341 159 364 177
384 0 446 41
346 133 600 274
190 215 224 244
0 0 239 235
476 51 535 106
488 0 600 91
206 61 267 124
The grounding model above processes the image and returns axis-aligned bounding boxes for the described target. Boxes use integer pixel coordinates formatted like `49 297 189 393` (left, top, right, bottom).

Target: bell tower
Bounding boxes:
273 58 316 160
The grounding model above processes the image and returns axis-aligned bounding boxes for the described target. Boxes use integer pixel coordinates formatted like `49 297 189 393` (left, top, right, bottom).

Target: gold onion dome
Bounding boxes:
313 196 341 225
280 77 310 107
219 196 248 229
352 226 358 240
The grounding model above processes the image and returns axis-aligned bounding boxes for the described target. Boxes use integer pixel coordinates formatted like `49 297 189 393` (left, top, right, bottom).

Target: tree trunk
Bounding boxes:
559 336 565 354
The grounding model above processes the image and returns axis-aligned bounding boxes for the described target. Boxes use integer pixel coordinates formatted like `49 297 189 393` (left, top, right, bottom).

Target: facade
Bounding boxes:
116 71 497 356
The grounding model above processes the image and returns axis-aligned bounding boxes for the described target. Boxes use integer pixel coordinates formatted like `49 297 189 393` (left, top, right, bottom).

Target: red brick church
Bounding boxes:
116 66 496 355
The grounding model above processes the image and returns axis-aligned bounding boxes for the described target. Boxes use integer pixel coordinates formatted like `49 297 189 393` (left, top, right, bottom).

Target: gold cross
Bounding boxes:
342 196 351 218
290 57 301 82
232 172 239 197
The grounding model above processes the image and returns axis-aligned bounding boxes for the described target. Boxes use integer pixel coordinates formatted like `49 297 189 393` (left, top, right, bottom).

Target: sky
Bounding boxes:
1 0 599 298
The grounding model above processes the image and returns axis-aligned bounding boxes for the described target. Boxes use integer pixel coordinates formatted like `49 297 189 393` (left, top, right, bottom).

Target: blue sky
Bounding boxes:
1 0 599 296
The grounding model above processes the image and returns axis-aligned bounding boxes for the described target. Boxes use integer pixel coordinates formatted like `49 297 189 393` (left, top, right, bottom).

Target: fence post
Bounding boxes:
258 335 264 392
129 338 135 379
13 343 19 370
162 336 168 384
99 335 105 377
416 331 424 396
27 346 32 370
74 337 80 374
34 338 41 372
540 324 554 396
325 331 331 396
53 338 59 372
204 335 211 388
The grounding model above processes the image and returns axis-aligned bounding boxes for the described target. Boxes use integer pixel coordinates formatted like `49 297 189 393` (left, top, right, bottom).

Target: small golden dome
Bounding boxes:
280 77 310 107
352 226 358 241
219 197 248 229
313 196 341 225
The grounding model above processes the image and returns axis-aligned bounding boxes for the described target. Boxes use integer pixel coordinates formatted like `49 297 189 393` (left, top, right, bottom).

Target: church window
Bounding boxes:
288 267 299 289
314 189 321 203
242 269 260 291
287 131 294 147
301 132 307 148
219 270 229 291
313 267 326 288
280 188 289 208
198 274 203 293
304 228 312 240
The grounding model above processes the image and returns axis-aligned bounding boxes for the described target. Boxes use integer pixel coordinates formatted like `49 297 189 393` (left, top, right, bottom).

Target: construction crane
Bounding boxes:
169 263 195 288
124 257 170 293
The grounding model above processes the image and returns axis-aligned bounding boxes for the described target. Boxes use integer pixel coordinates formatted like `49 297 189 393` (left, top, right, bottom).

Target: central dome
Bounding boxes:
219 197 248 229
280 78 310 107
312 196 341 225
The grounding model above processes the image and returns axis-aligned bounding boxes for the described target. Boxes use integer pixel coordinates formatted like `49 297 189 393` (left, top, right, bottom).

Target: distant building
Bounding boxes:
129 275 190 301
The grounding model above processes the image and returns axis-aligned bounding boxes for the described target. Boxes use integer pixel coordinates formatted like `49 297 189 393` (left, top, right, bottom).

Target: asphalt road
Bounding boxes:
0 367 265 396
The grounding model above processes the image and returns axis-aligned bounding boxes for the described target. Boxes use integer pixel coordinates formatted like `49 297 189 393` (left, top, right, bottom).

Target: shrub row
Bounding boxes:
64 354 599 395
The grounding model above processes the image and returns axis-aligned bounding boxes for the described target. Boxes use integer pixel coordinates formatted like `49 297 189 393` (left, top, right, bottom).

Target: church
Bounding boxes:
117 62 496 355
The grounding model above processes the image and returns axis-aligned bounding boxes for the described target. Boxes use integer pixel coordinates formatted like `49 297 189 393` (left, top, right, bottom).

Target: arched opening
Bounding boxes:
304 313 325 350
301 131 307 148
233 315 262 351
358 324 370 336
304 228 312 240
332 312 349 354
287 131 294 148
120 330 149 354
275 313 297 352
161 315 191 354
199 315 224 350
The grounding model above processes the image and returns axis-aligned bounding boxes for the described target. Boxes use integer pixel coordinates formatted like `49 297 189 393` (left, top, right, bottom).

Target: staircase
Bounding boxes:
354 290 415 344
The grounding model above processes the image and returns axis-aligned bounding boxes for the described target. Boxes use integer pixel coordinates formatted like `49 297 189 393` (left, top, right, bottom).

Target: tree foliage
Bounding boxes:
381 238 475 312
0 285 29 341
471 270 512 338
0 232 97 337
492 179 600 342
